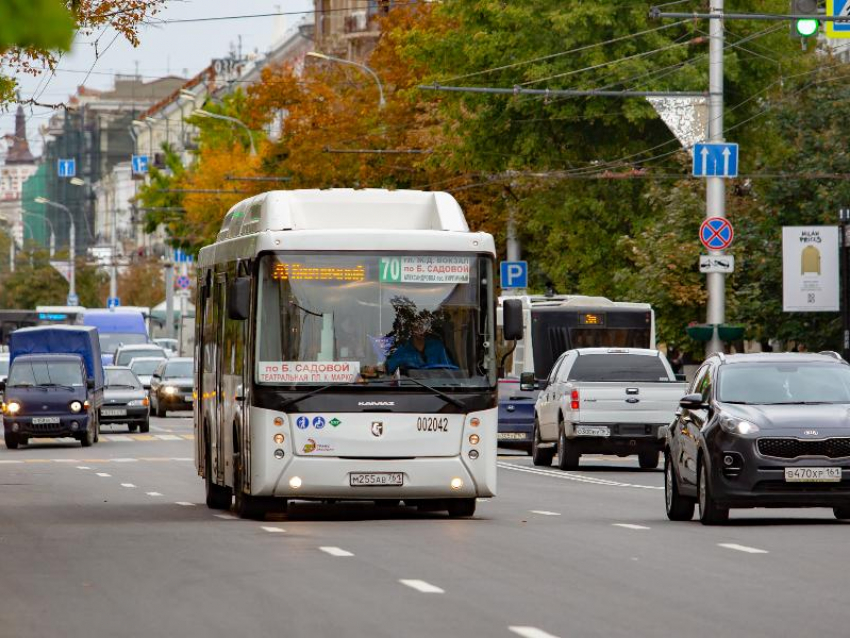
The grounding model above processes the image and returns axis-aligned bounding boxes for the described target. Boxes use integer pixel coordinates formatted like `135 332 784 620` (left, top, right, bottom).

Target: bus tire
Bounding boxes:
233 452 265 520
4 432 19 450
447 498 476 518
204 440 232 510
531 419 554 467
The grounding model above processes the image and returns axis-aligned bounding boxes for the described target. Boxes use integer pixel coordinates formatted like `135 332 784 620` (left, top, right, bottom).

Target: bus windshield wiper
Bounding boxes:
41 383 76 390
278 381 363 411
397 373 465 409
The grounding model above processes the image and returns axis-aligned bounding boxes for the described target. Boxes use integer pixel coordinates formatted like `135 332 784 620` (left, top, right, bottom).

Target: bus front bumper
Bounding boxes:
265 456 487 500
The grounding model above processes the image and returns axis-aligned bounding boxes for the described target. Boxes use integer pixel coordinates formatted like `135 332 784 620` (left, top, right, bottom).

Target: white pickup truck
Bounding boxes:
526 348 686 470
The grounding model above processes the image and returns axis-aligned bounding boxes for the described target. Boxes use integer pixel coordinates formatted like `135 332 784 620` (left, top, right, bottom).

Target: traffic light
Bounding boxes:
791 0 819 38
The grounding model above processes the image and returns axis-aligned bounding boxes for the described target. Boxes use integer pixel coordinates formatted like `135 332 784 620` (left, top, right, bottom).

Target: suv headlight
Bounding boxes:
719 416 760 435
70 401 83 413
5 401 20 414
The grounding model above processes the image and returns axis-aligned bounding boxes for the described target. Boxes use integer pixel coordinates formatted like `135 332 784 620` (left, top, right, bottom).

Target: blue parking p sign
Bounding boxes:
500 261 528 289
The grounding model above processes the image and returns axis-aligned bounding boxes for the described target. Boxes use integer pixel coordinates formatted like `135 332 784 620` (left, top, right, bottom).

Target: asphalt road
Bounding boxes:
1 416 848 638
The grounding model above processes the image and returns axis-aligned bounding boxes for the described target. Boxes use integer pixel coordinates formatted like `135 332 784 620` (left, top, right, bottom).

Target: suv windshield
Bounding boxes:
568 354 672 382
718 363 850 404
8 360 84 387
164 361 193 378
254 252 495 389
106 369 141 388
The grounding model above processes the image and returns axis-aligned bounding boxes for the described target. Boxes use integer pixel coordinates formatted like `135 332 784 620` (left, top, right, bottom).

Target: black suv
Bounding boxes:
664 352 850 525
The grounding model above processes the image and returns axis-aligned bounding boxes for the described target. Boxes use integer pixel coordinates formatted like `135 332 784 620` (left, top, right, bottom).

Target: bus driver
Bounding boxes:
385 316 455 374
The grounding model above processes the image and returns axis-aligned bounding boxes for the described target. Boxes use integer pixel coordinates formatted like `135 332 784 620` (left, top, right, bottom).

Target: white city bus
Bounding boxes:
195 189 502 519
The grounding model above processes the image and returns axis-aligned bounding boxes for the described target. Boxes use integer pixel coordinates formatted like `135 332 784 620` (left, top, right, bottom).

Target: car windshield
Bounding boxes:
106 369 141 388
99 332 147 354
254 252 496 390
718 363 850 404
116 348 164 366
567 354 672 382
164 361 193 378
131 359 164 375
8 360 84 387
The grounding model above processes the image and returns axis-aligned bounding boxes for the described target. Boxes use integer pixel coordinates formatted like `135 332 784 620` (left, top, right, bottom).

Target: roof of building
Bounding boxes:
5 106 35 165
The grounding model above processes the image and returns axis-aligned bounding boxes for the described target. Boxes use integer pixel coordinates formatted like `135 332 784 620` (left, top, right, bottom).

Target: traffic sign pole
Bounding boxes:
705 0 726 356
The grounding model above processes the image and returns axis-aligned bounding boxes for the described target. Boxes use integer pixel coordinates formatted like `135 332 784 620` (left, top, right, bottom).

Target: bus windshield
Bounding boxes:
256 252 495 390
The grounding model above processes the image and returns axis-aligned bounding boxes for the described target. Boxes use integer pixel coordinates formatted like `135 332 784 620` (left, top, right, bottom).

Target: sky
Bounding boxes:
2 0 314 155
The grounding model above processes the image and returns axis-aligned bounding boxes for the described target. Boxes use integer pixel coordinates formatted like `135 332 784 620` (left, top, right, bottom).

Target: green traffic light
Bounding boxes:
796 18 819 37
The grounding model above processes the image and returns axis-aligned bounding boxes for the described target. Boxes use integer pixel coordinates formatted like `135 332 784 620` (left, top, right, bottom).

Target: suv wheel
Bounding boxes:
698 458 729 525
531 418 554 467
665 453 695 521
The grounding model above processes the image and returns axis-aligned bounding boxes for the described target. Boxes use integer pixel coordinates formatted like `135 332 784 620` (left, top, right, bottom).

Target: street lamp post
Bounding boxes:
34 197 76 305
26 212 56 258
191 109 257 156
306 51 386 109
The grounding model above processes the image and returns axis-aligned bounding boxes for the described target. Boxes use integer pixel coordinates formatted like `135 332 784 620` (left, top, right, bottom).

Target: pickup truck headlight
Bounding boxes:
70 401 83 413
719 416 760 435
127 398 149 407
5 401 20 415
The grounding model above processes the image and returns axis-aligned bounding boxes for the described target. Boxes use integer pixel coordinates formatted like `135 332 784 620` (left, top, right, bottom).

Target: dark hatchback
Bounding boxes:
497 379 537 452
665 352 850 524
100 366 150 433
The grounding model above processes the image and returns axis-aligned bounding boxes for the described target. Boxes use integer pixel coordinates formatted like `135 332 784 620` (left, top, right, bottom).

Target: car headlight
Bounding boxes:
719 416 760 435
127 398 149 407
69 401 82 413
163 386 177 395
5 401 20 414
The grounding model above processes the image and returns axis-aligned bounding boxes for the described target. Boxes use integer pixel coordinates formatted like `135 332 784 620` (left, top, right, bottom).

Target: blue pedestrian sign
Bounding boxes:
131 154 149 175
107 297 121 309
66 293 79 307
173 248 194 264
57 159 76 178
692 143 739 178
827 1 850 38
500 261 528 289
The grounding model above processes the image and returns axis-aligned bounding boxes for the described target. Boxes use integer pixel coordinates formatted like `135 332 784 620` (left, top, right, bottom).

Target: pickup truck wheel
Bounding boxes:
665 454 695 521
557 427 580 470
639 450 660 470
698 459 729 525
4 432 19 449
531 419 554 467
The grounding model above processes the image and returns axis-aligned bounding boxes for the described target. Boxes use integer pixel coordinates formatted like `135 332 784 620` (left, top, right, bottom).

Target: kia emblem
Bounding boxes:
803 429 819 436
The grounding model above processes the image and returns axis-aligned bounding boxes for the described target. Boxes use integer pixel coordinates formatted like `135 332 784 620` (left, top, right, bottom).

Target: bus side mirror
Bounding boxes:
519 372 536 391
227 277 251 321
502 299 523 341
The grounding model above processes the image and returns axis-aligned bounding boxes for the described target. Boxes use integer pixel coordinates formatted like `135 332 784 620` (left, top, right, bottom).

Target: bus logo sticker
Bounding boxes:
302 438 333 454
303 439 317 453
313 416 326 429
330 418 341 427
296 416 309 430
371 421 384 438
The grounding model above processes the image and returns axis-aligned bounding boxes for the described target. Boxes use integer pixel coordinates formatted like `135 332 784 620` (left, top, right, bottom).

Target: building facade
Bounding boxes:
0 106 38 247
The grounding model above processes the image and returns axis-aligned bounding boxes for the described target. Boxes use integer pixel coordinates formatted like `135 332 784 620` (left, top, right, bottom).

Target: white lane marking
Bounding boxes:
76 466 90 470
146 492 163 497
112 458 138 463
120 483 136 488
0 460 23 464
52 459 76 463
399 579 444 594
214 514 239 520
498 462 664 491
509 627 561 638
530 510 561 516
319 546 354 557
175 502 195 507
149 425 173 433
154 434 183 441
719 543 768 554
261 526 286 533
96 472 111 477
107 435 133 442
171 457 193 462
613 523 651 530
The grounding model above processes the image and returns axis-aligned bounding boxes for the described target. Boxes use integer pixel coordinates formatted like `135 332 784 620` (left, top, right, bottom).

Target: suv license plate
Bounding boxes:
350 472 404 487
32 417 60 425
575 426 610 437
785 467 842 482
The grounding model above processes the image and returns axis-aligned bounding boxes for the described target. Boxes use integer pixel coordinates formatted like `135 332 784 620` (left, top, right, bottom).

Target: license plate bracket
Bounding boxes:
784 467 842 483
349 472 404 487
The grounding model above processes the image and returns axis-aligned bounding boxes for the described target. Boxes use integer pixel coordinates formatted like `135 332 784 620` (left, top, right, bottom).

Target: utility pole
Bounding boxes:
9 237 14 273
165 261 175 339
841 208 850 361
705 0 726 356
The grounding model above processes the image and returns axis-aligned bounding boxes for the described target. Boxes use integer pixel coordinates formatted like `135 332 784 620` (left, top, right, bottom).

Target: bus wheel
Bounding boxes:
233 452 265 520
447 498 476 518
205 443 232 510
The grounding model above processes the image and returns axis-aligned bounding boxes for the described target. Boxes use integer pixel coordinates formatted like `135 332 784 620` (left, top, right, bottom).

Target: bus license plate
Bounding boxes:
101 409 127 417
784 467 842 482
32 417 60 425
350 472 404 487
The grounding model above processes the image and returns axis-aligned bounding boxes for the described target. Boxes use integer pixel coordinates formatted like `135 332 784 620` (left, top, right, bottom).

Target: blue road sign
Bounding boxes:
107 297 121 309
131 154 149 175
692 143 739 178
173 248 194 264
500 261 528 289
827 0 850 38
57 159 76 178
66 293 79 307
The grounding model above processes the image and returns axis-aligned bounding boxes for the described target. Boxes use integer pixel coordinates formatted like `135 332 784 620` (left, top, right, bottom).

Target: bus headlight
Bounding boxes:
5 401 21 415
450 477 463 490
70 401 83 413
289 476 302 489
